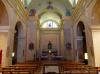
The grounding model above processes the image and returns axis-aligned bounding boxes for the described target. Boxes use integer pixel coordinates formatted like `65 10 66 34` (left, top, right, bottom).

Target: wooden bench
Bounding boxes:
1 67 36 73
1 62 42 74
0 69 33 74
11 62 41 69
62 67 98 74
59 61 98 74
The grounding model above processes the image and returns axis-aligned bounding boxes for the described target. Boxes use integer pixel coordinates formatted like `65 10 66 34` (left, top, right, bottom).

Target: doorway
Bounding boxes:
77 21 88 64
12 22 24 64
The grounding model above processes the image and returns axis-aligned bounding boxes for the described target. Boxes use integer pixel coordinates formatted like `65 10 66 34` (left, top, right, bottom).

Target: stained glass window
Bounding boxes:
41 21 58 28
69 0 79 6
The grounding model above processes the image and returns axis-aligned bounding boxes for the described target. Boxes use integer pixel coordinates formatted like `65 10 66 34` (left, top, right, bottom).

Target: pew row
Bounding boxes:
0 69 33 74
0 62 41 74
59 61 98 74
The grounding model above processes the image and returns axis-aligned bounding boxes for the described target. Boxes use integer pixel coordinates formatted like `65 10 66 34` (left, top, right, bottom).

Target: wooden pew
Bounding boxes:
62 67 98 74
1 67 35 74
59 61 98 74
0 69 33 74
0 61 41 74
9 64 39 69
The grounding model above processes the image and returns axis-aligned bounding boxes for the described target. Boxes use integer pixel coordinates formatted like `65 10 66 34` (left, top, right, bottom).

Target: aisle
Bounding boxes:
42 61 60 74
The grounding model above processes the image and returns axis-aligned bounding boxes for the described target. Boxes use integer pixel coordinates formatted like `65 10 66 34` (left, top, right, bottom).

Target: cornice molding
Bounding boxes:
0 26 9 32
91 25 100 31
6 0 29 24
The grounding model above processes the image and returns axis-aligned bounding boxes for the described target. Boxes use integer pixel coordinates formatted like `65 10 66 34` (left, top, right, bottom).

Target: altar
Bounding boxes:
40 50 63 61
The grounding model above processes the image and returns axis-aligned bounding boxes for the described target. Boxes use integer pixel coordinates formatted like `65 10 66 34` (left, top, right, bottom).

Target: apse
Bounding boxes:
39 12 61 29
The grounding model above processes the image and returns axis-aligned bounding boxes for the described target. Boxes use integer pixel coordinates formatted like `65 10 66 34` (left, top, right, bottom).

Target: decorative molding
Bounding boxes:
0 26 9 32
72 0 95 23
91 25 100 31
6 0 29 24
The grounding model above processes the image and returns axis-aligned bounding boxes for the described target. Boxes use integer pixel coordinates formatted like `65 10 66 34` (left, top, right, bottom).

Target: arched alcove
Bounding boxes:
12 21 25 64
0 0 9 26
76 21 88 64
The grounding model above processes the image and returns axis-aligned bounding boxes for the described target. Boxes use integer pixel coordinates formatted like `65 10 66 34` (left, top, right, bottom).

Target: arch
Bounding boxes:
0 0 9 26
76 21 88 64
38 9 62 19
12 21 25 64
92 0 100 25
39 12 61 29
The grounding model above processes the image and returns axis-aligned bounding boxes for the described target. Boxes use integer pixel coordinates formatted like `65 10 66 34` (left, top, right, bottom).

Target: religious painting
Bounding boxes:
28 42 34 50
66 42 71 49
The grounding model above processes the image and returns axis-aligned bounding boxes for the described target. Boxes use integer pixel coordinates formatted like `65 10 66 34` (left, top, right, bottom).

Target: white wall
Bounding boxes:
92 30 100 67
0 32 8 67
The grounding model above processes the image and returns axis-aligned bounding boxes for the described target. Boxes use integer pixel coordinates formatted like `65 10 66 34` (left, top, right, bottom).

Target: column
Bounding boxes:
60 29 65 56
36 29 40 60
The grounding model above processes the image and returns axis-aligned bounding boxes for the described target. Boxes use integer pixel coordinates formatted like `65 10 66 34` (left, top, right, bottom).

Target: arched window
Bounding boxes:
20 0 32 6
69 0 79 6
20 0 24 4
39 12 61 29
41 20 59 28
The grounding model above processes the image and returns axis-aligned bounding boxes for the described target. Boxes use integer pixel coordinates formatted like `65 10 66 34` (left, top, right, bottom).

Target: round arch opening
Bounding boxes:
39 12 62 29
12 21 25 64
76 21 88 64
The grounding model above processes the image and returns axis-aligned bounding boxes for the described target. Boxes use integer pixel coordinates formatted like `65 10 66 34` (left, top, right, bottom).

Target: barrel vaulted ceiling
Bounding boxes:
23 0 79 27
27 0 79 16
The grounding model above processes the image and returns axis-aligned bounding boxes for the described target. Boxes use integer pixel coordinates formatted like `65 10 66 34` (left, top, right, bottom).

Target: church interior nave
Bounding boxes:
0 0 100 74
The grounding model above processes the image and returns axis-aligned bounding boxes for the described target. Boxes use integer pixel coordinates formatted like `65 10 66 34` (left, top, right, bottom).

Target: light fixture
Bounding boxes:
46 0 53 9
12 52 15 57
49 50 51 54
84 52 88 60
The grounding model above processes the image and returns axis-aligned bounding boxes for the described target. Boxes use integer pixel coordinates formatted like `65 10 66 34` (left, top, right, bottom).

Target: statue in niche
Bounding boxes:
66 42 71 49
48 41 52 50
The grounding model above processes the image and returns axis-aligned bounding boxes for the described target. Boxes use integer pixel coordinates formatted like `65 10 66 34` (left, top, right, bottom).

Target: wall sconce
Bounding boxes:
84 52 88 60
12 52 15 57
49 50 51 54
